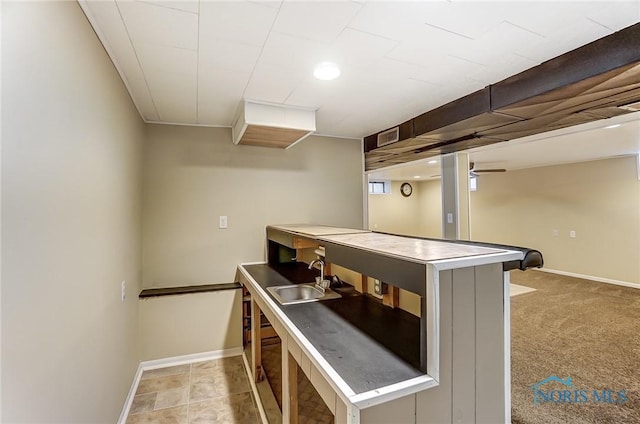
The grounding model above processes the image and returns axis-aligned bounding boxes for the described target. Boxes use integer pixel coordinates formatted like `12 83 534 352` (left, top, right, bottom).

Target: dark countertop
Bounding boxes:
242 262 423 395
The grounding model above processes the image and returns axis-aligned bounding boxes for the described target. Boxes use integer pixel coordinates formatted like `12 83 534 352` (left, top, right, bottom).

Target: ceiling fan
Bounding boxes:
469 162 507 177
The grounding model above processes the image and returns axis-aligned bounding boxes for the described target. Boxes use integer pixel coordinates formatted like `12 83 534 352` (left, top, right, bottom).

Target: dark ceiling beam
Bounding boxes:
364 22 640 171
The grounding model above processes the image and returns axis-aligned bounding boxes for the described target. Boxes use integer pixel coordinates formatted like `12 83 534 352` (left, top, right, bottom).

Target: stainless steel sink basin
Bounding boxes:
266 284 341 305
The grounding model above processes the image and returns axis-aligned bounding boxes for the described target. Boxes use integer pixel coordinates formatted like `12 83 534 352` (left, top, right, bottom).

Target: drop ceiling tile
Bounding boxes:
136 43 197 122
330 28 398 68
83 0 158 121
198 65 251 125
453 21 546 67
514 18 613 64
584 1 640 30
259 32 330 73
244 63 306 104
199 1 277 47
421 2 506 39
117 0 197 50
199 38 262 74
273 1 363 43
140 0 199 14
348 1 452 41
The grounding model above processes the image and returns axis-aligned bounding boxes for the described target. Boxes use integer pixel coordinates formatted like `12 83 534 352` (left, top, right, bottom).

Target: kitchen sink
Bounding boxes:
266 284 341 305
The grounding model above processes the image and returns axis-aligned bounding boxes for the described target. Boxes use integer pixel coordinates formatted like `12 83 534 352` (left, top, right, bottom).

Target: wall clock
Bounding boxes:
400 182 413 197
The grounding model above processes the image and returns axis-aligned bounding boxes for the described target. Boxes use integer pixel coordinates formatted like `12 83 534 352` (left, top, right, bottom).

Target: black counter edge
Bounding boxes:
139 282 242 299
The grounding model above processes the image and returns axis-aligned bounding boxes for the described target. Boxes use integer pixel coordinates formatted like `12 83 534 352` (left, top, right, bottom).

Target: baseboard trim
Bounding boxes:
534 268 640 289
118 364 144 424
118 347 243 424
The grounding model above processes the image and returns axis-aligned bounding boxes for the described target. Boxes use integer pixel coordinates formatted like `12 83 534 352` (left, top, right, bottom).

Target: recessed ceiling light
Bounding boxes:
413 175 421 179
604 124 621 129
313 62 340 80
427 160 438 164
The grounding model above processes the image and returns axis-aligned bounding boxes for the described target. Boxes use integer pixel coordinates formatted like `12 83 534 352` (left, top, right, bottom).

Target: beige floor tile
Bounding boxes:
189 392 258 424
155 387 189 410
126 405 188 424
141 364 191 380
136 372 190 395
190 368 249 402
130 392 157 415
192 356 244 376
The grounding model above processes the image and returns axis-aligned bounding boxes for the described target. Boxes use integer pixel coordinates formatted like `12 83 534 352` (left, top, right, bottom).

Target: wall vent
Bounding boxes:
377 127 400 147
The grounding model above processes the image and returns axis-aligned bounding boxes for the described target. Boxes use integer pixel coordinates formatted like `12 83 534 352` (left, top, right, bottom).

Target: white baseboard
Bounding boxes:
118 347 243 424
534 268 640 289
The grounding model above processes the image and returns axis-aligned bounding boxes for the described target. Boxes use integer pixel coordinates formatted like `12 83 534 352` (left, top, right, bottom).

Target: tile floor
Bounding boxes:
126 356 259 424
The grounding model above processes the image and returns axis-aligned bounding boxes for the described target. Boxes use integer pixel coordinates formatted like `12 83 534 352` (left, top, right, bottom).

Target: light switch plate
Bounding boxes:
219 216 228 229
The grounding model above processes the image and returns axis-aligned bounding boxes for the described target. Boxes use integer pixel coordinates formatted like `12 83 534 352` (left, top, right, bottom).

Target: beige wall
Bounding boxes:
369 156 639 284
368 180 442 238
471 157 640 284
139 291 242 361
368 181 422 236
2 2 144 422
417 180 442 238
142 125 363 288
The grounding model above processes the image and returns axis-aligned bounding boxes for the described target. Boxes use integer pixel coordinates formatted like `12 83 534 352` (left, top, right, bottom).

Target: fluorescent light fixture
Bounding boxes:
413 175 421 179
313 62 340 80
427 159 438 164
604 124 621 129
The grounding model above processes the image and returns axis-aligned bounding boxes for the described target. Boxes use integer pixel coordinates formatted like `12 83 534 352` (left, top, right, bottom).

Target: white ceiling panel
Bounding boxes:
117 0 197 50
585 2 640 30
514 18 613 63
136 43 197 123
421 1 507 39
82 0 159 121
199 38 261 74
258 31 330 73
80 0 640 152
330 28 398 68
244 62 305 104
273 1 363 43
140 1 199 14
198 65 251 125
199 1 277 47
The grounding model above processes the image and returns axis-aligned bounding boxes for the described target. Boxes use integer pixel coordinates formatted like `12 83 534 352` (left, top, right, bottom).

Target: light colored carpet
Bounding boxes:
510 283 537 297
510 270 640 424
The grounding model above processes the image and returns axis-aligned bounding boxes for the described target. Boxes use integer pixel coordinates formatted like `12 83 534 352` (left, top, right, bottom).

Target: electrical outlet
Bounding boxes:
447 213 454 224
219 215 228 229
552 229 558 237
569 230 576 238
121 280 126 302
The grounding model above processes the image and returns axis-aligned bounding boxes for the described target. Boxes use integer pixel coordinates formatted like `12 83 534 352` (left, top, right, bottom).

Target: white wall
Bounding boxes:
142 125 364 288
2 2 145 422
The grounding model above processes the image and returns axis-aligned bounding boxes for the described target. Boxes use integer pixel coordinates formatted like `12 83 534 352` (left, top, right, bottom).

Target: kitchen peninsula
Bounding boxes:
236 225 533 424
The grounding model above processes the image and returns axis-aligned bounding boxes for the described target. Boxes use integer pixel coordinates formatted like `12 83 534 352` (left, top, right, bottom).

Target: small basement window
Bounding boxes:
369 180 390 194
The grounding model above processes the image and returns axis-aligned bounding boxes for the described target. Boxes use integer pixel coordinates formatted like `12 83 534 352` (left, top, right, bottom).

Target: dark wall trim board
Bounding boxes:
364 22 640 171
139 282 241 299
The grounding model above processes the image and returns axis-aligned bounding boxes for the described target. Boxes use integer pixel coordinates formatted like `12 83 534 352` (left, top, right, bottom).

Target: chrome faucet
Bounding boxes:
308 259 329 291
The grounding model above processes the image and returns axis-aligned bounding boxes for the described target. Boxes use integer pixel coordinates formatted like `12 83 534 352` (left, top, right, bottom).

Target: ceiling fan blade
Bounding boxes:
473 168 507 173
